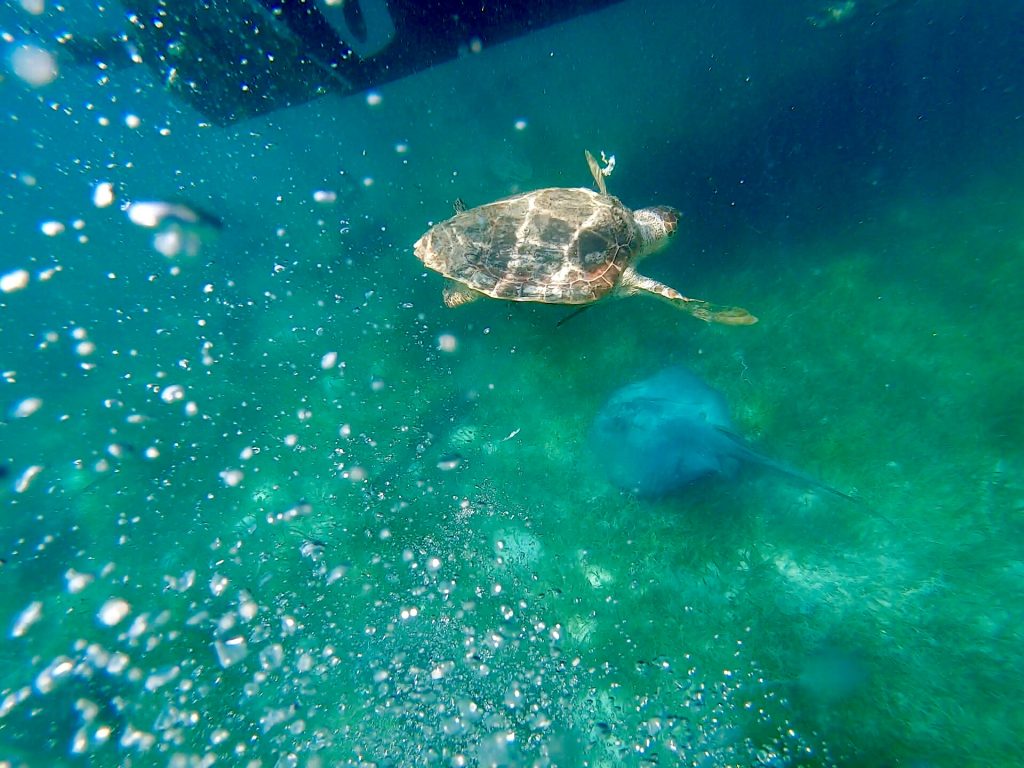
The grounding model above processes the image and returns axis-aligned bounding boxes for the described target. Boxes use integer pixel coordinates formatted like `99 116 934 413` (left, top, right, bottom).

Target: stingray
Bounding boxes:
590 366 851 499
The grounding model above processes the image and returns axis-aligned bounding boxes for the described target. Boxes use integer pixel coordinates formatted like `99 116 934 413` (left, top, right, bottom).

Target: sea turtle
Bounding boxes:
413 151 756 325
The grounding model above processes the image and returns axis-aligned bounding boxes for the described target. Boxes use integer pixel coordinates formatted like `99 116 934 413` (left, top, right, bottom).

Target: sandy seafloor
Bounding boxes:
1 1 1022 766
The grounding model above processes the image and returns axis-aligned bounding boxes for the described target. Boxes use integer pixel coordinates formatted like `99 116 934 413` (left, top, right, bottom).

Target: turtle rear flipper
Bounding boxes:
620 269 758 325
443 280 481 308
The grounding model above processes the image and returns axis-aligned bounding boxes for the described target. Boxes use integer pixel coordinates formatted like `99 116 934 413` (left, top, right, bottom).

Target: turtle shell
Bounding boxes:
414 187 639 304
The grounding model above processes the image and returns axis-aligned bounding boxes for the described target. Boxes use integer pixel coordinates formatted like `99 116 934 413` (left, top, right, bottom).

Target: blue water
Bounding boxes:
1 1 1022 765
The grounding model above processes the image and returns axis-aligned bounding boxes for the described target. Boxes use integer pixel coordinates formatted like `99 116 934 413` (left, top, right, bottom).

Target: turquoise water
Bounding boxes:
1 1 1023 766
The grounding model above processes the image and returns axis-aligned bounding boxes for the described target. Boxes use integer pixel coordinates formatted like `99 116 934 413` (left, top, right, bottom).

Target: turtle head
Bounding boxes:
633 206 680 258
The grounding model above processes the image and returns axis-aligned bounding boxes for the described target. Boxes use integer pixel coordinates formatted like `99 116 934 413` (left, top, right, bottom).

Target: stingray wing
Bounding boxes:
591 395 735 496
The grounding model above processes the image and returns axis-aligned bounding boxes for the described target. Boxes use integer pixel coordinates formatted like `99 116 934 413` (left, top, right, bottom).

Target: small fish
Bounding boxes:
436 452 463 471
126 200 223 230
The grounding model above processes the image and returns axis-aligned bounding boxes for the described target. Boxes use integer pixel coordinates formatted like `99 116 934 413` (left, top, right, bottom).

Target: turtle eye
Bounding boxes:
654 206 680 237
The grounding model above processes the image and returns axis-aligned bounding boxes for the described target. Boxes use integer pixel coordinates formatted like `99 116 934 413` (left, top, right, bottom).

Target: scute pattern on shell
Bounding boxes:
414 187 639 304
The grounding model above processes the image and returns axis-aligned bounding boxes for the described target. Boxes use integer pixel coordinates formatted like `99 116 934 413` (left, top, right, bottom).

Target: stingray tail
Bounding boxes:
714 426 857 502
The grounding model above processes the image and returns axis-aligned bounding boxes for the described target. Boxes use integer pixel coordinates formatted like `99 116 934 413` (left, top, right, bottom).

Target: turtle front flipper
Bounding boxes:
585 150 607 195
620 269 758 325
670 296 758 326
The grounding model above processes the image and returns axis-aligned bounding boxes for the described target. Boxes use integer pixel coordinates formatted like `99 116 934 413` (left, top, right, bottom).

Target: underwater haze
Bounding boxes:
1 0 1023 766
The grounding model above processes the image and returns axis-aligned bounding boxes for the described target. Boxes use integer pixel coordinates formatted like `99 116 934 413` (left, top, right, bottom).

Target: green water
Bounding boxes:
1 1 1023 766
